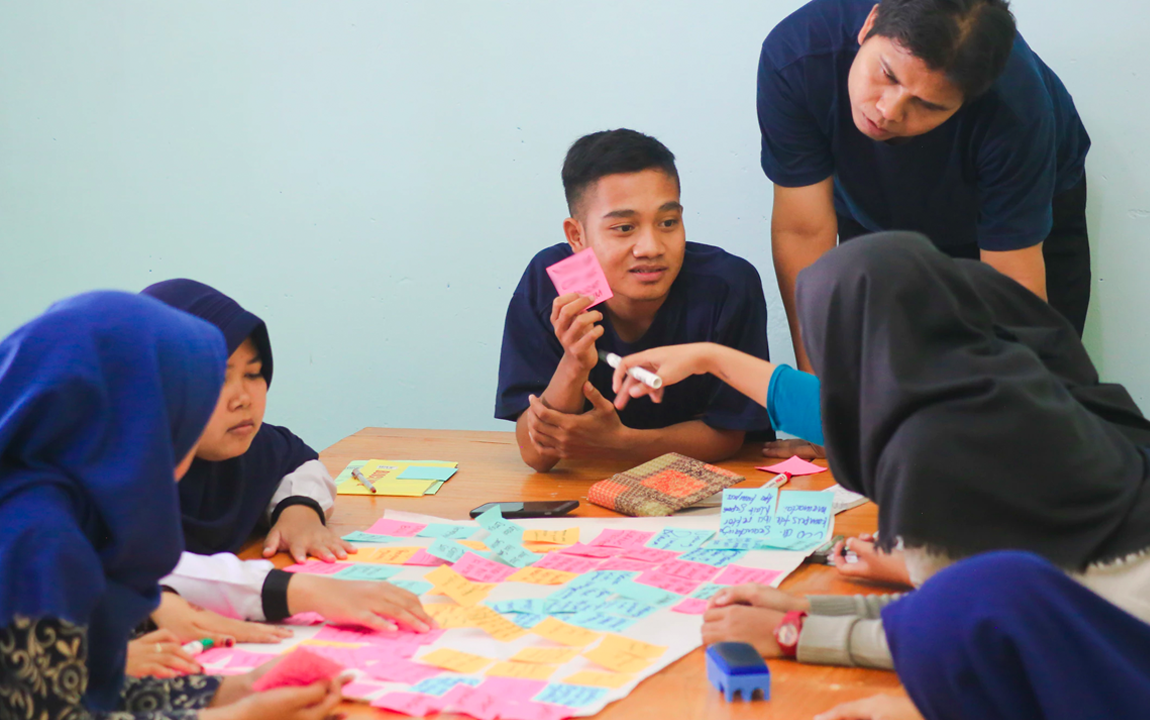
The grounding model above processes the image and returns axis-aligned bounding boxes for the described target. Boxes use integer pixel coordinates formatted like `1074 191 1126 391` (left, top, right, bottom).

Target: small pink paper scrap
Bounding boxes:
713 565 783 586
370 691 444 717
250 648 343 692
545 249 614 308
282 560 348 574
587 529 655 548
530 552 602 574
671 598 709 615
453 552 517 583
404 549 450 567
758 455 828 477
366 518 427 537
634 569 701 595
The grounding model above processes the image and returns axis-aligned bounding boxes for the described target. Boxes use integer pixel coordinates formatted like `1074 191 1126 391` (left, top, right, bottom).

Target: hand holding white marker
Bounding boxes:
600 350 663 389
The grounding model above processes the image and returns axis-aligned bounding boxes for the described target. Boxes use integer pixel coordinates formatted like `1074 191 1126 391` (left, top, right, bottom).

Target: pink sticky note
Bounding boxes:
366 518 427 536
362 657 443 684
619 547 680 564
596 557 660 573
530 552 602 574
634 569 702 595
453 552 517 582
341 681 387 700
314 624 444 648
498 701 574 720
671 598 709 615
441 685 502 720
282 612 326 625
223 650 281 669
713 565 783 586
588 529 656 548
556 543 620 559
758 456 828 476
250 649 344 692
545 249 614 308
293 645 365 668
405 549 451 567
283 560 349 574
477 677 549 701
657 559 720 583
371 691 445 717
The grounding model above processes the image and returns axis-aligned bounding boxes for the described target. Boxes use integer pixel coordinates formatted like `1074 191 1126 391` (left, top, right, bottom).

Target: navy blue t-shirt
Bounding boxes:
758 0 1090 251
495 242 772 432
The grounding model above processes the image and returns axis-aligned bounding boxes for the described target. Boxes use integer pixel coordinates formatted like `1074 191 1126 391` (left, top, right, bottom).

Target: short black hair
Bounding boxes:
868 0 1016 100
561 129 680 218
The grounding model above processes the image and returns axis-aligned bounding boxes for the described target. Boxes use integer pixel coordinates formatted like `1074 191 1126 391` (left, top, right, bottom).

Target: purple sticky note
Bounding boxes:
757 456 828 477
713 565 783 586
545 249 614 308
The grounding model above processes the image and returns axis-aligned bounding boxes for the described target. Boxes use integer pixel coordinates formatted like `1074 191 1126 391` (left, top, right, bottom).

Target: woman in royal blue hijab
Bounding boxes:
0 292 345 719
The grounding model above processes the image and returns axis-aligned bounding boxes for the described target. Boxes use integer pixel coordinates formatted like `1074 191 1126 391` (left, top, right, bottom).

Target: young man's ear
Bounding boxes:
563 217 587 252
857 4 880 45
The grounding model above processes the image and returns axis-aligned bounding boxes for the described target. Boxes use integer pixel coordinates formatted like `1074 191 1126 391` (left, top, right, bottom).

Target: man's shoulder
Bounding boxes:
680 243 764 294
762 0 869 70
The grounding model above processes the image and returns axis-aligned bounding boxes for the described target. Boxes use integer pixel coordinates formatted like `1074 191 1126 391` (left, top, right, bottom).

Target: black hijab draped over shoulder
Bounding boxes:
797 233 1150 570
142 279 319 554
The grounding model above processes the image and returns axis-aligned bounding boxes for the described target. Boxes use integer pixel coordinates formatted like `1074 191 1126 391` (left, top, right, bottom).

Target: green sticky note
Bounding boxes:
332 564 403 581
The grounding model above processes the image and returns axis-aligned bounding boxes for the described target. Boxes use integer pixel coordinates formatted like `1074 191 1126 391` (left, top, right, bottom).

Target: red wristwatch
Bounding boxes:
774 610 808 659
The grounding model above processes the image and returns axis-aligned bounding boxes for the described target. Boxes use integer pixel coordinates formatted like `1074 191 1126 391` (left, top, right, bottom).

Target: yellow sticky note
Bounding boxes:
582 644 653 674
531 617 601 647
353 546 419 565
425 604 475 629
425 566 495 607
510 646 582 664
462 606 529 642
507 567 580 585
562 671 635 689
522 542 568 554
522 528 580 545
485 661 558 681
597 633 668 660
457 540 489 551
419 648 491 674
373 478 436 497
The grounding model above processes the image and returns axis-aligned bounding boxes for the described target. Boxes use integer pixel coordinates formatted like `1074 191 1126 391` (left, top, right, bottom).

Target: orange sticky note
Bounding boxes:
596 634 668 660
523 542 570 554
461 606 529 642
457 540 489 551
419 648 491 674
562 670 634 689
485 661 558 681
582 644 653 674
424 566 495 607
425 604 475 628
507 567 579 586
510 646 582 664
353 546 420 565
522 528 580 545
531 617 601 647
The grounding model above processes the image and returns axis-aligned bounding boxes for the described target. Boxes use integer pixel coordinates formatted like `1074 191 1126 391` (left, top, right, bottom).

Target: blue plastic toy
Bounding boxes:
705 642 771 701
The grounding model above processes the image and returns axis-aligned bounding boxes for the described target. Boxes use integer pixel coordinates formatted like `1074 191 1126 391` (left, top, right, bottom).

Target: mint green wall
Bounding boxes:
2 2 1147 451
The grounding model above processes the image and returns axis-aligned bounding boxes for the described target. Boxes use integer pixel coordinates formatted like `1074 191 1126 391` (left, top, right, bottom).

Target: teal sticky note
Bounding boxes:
397 466 457 482
332 564 403 581
762 490 834 550
690 583 725 600
390 579 434 595
534 684 608 707
568 571 639 591
426 538 469 563
411 675 481 696
486 533 542 568
565 609 637 633
509 612 548 629
645 528 714 552
547 586 613 609
475 505 504 530
417 523 478 540
547 597 608 615
707 534 761 550
491 599 550 615
341 531 400 544
680 548 748 567
719 487 778 540
602 598 658 619
612 579 681 608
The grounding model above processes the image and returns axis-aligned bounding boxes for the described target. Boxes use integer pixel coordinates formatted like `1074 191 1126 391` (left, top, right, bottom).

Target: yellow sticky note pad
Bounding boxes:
562 671 634 689
463 606 529 642
531 617 601 647
373 478 436 497
510 646 582 664
582 644 653 674
353 546 419 565
419 648 491 674
597 634 668 660
507 567 580 585
485 662 558 681
425 566 495 607
522 528 580 545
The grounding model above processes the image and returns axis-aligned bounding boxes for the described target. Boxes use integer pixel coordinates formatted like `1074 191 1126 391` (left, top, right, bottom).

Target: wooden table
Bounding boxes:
313 428 904 718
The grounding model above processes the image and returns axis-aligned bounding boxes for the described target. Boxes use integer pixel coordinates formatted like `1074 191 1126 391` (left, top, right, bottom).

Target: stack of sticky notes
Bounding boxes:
335 459 459 496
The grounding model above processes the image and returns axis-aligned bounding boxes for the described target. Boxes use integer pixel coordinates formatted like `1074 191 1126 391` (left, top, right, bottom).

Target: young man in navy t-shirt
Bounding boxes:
495 129 772 472
759 0 1091 370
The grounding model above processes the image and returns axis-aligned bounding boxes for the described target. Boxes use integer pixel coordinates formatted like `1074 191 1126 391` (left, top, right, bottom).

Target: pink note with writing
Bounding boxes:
371 691 444 717
588 529 655 548
671 598 709 615
314 624 443 647
596 557 659 573
757 456 827 476
453 552 517 582
250 649 343 691
713 565 783 586
619 547 680 564
545 249 614 308
441 685 502 720
477 677 548 701
530 552 602 574
634 569 702 595
405 549 450 567
366 518 427 537
283 560 348 574
556 543 620 558
362 657 443 684
657 559 720 583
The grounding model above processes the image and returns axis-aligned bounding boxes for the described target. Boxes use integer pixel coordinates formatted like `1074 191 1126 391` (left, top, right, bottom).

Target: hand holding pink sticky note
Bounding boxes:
250 648 344 692
546 249 613 307
758 455 828 477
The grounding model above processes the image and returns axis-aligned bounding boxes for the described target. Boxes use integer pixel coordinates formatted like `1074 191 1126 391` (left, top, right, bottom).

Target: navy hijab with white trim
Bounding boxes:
0 292 225 710
141 279 318 554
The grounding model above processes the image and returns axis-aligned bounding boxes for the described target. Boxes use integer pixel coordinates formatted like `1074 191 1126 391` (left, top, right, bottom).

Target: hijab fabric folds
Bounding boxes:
797 232 1150 569
141 279 318 554
0 292 225 709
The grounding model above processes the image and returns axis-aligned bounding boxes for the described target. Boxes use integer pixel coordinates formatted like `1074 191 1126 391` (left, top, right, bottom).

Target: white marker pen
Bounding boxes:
599 350 663 390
